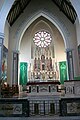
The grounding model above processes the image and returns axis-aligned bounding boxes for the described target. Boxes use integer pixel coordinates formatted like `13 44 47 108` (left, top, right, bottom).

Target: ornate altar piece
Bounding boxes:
28 30 59 81
28 47 59 81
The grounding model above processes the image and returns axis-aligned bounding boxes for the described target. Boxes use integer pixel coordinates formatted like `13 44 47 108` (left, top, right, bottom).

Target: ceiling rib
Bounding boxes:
52 0 77 24
7 0 31 26
7 0 77 26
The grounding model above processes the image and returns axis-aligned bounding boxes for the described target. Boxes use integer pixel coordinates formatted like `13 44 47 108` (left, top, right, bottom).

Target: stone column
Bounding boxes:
0 33 4 80
12 51 19 85
66 49 74 80
0 33 4 97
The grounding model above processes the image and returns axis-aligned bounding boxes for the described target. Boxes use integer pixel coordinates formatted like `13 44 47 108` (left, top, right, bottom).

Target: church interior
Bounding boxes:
0 0 80 118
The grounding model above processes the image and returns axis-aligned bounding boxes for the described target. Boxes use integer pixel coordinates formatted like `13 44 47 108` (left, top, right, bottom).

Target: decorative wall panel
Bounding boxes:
59 61 68 84
20 62 28 85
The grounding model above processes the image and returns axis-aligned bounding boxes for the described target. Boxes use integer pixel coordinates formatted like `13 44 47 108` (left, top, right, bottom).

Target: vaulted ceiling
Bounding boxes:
52 0 77 24
7 0 31 26
7 0 77 26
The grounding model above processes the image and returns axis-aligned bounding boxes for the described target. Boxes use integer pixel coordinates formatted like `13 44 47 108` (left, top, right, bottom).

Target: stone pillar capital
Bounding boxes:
12 50 19 54
0 32 4 44
0 32 4 38
65 48 74 52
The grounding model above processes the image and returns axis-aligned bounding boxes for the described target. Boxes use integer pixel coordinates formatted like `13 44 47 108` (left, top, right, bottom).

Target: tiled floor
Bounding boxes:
0 116 80 120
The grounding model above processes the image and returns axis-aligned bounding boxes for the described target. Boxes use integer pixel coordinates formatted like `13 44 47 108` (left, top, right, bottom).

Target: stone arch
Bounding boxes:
30 19 54 39
30 18 57 60
0 0 80 39
0 0 15 33
30 19 55 47
14 10 70 51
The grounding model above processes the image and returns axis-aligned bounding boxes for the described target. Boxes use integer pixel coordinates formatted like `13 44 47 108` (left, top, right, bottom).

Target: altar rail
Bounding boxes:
60 98 80 116
0 98 29 117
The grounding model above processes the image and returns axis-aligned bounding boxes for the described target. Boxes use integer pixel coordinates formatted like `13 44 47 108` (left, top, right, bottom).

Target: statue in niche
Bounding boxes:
41 55 45 70
49 57 52 70
42 64 45 70
37 71 41 79
41 55 45 63
37 57 40 70
34 71 37 79
49 71 53 79
45 57 49 71
42 71 45 80
45 71 49 80
34 57 37 71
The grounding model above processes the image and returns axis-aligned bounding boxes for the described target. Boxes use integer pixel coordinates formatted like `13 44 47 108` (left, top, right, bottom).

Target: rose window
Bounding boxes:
33 31 52 47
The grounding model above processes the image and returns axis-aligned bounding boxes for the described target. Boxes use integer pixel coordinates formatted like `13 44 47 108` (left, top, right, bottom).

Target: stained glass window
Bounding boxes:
33 31 52 47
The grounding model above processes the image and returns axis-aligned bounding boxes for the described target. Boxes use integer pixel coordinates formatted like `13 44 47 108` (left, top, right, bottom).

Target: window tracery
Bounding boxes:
33 31 52 48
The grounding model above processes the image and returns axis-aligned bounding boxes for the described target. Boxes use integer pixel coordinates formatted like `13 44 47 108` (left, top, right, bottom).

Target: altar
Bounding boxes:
26 80 61 116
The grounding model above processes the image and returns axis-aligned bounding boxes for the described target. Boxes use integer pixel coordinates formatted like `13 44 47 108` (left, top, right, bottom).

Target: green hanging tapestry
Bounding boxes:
59 61 68 84
20 62 28 85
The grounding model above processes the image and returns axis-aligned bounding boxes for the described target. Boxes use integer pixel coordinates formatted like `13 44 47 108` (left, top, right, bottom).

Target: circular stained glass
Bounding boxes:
33 31 52 47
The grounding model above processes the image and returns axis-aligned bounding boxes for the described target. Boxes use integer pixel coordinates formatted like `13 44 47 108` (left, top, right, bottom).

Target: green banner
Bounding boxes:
20 62 28 85
59 61 68 84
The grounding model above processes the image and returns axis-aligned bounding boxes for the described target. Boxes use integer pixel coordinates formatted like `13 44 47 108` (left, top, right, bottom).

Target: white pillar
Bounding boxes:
66 49 74 80
0 33 4 79
66 47 80 80
12 51 19 85
0 0 15 33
